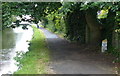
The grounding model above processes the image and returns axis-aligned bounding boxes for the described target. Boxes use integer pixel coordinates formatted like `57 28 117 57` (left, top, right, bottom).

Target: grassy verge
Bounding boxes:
15 26 49 74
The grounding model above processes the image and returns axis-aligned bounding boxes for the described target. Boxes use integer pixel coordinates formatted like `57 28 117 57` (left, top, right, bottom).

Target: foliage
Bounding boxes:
42 2 86 42
2 2 62 28
44 11 66 34
2 1 120 74
2 3 12 29
98 9 108 19
2 1 120 60
40 17 48 27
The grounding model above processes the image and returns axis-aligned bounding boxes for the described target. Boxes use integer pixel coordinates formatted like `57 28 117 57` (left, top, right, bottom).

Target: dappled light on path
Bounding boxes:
40 27 116 74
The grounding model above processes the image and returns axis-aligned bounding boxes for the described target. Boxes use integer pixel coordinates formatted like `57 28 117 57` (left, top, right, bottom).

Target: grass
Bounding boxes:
14 26 49 74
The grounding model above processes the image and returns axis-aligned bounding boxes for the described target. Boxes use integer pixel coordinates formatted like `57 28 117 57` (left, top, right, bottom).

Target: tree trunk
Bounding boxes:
105 10 116 50
85 9 102 47
85 25 90 43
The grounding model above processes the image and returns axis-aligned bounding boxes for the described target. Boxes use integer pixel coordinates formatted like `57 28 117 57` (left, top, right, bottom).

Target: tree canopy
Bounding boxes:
2 2 62 28
1 2 120 74
2 2 120 51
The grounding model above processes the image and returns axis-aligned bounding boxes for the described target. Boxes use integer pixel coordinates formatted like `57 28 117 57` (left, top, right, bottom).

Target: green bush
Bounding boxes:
42 11 66 36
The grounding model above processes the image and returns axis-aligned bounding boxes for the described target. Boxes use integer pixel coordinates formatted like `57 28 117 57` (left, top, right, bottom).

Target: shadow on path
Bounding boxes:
39 27 116 74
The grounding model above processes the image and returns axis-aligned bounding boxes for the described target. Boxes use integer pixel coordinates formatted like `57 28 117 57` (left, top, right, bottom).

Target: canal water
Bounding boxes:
0 26 33 75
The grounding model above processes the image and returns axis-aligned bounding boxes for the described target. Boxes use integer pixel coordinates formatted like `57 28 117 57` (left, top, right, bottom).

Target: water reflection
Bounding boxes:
2 28 15 49
0 26 33 75
0 30 2 50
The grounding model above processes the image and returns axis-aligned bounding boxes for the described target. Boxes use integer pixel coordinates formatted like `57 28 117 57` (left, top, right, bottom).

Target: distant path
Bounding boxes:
39 27 116 74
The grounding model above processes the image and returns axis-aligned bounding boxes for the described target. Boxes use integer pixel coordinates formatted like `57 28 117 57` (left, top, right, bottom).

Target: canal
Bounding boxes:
0 26 33 75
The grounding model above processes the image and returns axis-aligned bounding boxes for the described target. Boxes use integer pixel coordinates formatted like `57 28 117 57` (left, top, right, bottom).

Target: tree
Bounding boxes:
2 2 62 28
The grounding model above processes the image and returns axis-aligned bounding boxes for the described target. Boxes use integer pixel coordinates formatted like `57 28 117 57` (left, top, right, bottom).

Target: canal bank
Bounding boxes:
14 26 50 74
0 26 33 75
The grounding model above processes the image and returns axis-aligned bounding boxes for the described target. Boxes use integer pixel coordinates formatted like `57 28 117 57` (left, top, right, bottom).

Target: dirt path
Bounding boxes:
39 27 116 74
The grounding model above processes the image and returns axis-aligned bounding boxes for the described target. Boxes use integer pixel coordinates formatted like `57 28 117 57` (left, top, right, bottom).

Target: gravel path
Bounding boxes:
39 27 116 74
